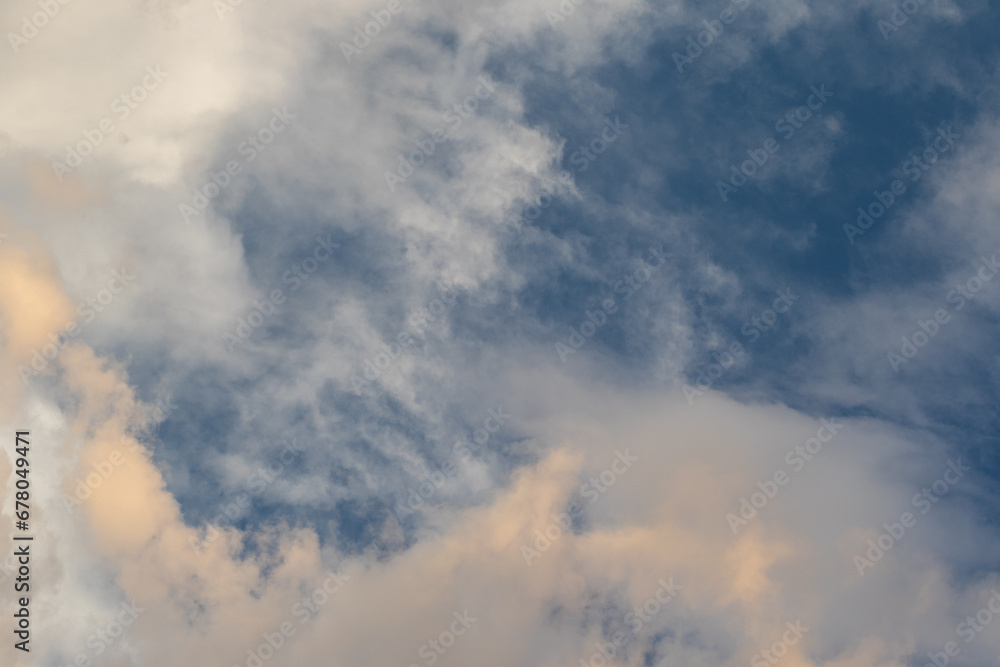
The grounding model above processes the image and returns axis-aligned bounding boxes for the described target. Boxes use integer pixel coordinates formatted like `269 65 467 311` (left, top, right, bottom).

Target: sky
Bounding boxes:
1 0 1000 665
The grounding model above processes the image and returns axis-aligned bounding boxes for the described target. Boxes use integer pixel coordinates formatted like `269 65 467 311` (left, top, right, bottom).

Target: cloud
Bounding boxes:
2 0 1000 665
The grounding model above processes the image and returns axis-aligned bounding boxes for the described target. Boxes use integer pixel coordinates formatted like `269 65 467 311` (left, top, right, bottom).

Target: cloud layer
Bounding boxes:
1 0 1000 665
